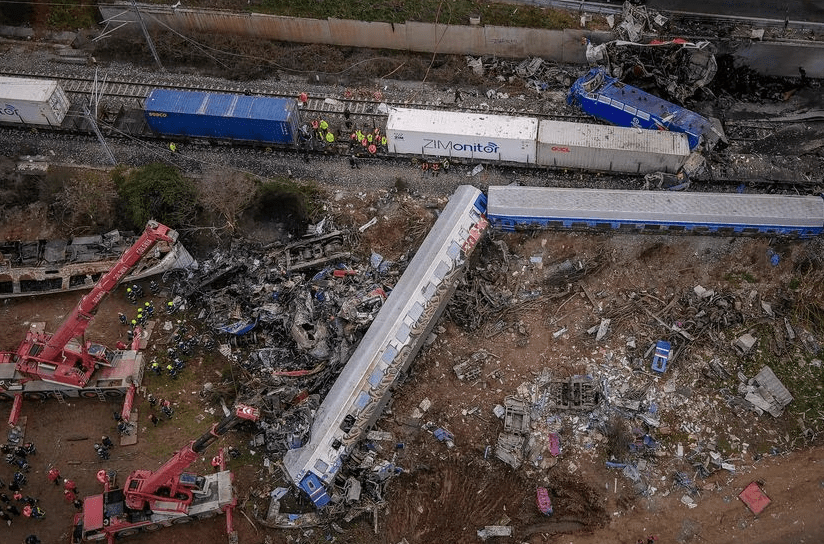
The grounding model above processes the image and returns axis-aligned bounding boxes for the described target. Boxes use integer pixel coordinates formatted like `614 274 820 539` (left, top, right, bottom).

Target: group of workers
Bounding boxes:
0 441 56 534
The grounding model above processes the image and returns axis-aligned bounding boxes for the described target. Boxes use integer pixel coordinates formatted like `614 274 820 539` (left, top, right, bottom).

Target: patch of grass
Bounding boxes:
788 277 801 290
723 270 758 287
46 0 98 30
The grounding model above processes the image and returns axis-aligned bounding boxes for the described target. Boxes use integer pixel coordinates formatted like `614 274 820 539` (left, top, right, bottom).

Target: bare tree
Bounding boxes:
197 168 258 232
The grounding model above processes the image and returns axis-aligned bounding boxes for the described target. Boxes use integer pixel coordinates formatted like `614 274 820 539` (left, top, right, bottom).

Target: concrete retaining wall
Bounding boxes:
98 2 596 64
98 2 824 76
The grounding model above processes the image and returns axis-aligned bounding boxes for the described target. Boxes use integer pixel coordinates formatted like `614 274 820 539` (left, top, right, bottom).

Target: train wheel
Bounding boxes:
105 389 124 398
196 511 218 519
143 524 161 531
116 529 140 538
172 516 192 524
0 392 14 401
23 392 45 401
81 391 99 399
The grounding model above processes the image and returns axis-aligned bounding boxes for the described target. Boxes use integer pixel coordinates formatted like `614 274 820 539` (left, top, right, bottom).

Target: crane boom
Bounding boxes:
40 221 177 362
123 404 259 511
6 221 177 388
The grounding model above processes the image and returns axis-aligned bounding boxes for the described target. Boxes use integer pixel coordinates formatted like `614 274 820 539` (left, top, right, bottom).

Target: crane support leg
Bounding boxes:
121 383 137 422
8 394 22 427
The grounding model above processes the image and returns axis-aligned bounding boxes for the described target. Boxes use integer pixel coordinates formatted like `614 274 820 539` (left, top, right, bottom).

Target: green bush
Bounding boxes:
114 163 198 230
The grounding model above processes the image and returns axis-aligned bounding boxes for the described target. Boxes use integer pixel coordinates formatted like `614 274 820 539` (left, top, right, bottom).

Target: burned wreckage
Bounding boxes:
163 186 488 519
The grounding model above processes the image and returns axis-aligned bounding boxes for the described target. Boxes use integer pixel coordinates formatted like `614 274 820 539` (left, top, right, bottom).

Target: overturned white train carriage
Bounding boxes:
282 185 488 507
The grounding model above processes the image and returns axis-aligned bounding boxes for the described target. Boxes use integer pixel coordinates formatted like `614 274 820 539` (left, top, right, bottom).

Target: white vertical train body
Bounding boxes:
282 185 488 507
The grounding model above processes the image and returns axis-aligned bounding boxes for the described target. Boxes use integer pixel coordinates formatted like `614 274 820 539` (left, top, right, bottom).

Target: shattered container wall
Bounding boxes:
386 107 538 163
0 76 70 126
536 120 690 174
144 89 299 145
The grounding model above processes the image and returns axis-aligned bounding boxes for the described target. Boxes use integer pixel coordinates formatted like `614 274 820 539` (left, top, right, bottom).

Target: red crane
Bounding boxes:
2 220 177 389
121 404 259 512
73 405 260 543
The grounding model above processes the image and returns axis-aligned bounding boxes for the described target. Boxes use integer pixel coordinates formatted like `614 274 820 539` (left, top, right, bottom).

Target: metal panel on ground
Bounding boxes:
386 107 538 163
144 89 299 145
536 120 690 174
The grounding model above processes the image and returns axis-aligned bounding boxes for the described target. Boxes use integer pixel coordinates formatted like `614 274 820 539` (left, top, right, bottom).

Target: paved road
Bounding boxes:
645 0 824 23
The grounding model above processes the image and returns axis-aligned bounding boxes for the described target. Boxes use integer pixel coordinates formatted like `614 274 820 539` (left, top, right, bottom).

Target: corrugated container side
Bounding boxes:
386 107 538 163
536 120 690 174
0 77 70 126
145 89 298 145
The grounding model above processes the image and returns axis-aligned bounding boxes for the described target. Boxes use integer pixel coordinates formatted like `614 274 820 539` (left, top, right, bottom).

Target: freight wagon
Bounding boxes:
385 107 538 163
567 67 726 151
486 186 824 238
535 120 690 174
144 89 300 145
0 76 70 126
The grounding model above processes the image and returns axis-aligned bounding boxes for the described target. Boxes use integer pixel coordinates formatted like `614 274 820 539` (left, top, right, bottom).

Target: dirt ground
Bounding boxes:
1 192 824 544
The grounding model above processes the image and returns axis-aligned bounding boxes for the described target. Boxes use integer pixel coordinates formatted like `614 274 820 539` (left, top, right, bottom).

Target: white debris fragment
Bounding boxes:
419 398 432 412
681 495 696 508
358 217 377 232
596 318 611 341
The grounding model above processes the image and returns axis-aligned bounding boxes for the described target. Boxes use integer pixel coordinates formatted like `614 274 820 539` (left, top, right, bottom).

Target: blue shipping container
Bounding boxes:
567 68 724 151
145 89 299 145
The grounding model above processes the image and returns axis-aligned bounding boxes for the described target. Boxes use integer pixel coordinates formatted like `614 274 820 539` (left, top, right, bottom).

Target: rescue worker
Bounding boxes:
25 534 42 544
64 489 76 503
0 508 10 526
30 505 45 520
118 312 127 325
146 301 155 317
169 142 177 153
325 131 335 144
211 456 221 472
148 393 157 406
64 479 77 494
101 435 114 449
130 319 137 330
149 280 160 294
6 503 20 516
349 154 359 169
149 413 159 427
166 300 176 314
47 467 60 486
150 360 161 375
132 283 143 298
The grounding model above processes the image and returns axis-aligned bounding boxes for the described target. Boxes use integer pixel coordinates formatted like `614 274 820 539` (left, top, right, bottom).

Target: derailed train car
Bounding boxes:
567 67 727 151
0 76 70 126
486 186 824 238
282 185 489 507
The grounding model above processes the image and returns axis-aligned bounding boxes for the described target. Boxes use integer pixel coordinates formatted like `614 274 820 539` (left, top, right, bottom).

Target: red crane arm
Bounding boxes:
39 221 177 362
123 405 259 510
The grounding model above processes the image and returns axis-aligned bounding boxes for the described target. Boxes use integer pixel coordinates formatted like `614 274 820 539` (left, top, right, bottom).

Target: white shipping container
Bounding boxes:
0 77 70 126
386 107 538 163
536 120 690 174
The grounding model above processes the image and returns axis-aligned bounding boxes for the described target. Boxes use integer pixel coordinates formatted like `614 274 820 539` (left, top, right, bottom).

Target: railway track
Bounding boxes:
0 68 591 124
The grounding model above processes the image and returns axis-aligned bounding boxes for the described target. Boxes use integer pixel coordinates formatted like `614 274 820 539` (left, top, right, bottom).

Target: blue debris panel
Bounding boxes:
567 67 726 151
145 89 299 145
651 340 671 373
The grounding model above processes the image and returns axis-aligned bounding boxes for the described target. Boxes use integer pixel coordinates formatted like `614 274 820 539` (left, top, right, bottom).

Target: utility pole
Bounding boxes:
85 68 117 166
131 0 164 71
